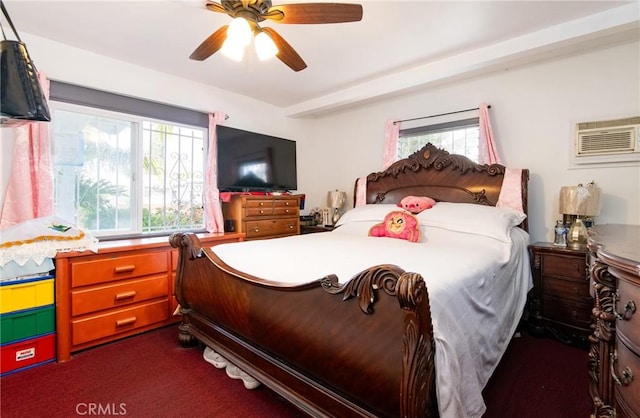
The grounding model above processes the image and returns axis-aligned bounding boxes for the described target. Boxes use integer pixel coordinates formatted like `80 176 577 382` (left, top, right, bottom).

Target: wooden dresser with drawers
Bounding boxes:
54 232 244 362
588 224 639 418
528 242 591 346
223 194 301 240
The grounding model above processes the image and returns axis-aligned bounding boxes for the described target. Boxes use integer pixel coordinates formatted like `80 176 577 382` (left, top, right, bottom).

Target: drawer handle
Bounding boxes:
285 209 290 213
616 300 636 321
260 210 264 214
610 350 634 386
253 227 260 233
259 202 264 206
116 316 137 327
285 202 290 206
114 265 136 274
288 224 294 229
115 290 137 300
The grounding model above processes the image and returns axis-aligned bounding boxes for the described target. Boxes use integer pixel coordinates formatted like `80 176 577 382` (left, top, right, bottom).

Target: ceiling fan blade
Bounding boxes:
189 25 228 61
262 27 307 72
264 3 363 24
204 1 227 14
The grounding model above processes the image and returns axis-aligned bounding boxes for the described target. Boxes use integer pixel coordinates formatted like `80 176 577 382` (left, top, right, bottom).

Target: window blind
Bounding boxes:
49 81 209 128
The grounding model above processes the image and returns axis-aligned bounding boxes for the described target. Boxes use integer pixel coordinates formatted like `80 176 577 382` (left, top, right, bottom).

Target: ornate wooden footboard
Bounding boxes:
170 232 437 417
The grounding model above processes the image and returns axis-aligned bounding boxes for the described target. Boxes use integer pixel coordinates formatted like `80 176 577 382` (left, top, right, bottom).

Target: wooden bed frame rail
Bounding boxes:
170 232 438 417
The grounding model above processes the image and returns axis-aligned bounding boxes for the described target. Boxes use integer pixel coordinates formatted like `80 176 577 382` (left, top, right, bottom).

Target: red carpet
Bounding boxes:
482 331 591 418
1 325 590 417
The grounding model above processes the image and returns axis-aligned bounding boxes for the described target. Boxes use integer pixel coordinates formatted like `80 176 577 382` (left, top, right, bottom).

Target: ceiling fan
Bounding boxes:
190 0 363 71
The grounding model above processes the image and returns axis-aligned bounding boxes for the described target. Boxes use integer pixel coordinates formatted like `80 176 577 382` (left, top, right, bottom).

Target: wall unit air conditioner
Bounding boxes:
573 117 640 166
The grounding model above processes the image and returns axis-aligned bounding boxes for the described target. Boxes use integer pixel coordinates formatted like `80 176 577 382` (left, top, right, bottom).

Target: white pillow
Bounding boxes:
416 202 526 242
335 204 398 227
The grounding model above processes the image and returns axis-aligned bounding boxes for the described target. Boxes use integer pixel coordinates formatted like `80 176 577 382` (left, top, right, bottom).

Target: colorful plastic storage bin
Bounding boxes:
1 273 56 375
0 333 55 375
0 276 54 314
1 305 55 345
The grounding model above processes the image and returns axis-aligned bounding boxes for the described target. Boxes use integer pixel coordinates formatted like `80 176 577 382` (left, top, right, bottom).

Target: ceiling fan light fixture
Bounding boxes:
255 31 278 61
227 17 252 47
192 1 363 71
220 38 245 61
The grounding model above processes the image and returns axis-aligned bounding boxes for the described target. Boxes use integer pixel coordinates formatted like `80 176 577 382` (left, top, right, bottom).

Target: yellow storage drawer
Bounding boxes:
0 277 54 314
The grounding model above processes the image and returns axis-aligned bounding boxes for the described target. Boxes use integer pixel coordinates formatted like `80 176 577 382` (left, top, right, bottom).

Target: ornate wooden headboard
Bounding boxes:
358 143 529 230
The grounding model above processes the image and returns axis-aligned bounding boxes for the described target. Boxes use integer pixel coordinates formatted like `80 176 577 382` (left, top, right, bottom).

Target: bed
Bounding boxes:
170 143 532 418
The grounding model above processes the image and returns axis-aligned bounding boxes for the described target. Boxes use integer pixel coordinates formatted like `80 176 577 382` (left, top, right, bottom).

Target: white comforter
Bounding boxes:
211 221 532 418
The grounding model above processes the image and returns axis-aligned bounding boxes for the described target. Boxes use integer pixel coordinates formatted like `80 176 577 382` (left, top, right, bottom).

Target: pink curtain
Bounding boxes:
203 112 226 233
382 119 400 170
496 168 524 213
0 73 53 229
354 119 398 206
354 177 367 207
478 102 501 165
477 104 522 212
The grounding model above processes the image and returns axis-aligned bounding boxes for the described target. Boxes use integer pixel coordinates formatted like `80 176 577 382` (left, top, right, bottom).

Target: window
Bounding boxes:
398 117 480 162
51 102 207 238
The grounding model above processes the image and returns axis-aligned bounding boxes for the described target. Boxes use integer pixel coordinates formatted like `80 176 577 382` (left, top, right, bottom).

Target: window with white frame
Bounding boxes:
51 100 207 239
398 117 480 162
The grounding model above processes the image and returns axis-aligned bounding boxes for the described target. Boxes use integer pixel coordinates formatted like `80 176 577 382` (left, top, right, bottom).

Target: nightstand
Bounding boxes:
527 242 591 347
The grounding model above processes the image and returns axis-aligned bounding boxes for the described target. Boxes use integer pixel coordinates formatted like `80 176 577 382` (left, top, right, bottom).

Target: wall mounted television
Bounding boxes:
216 125 297 192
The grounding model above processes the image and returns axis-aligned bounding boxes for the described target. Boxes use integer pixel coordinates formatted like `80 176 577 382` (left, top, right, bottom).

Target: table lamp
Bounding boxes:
328 190 346 226
559 182 602 249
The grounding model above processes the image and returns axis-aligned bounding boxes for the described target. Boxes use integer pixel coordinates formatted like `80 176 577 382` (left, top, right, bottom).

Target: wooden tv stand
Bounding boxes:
222 194 301 240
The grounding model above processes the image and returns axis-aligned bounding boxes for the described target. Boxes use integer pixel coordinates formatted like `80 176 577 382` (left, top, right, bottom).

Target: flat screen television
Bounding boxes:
216 125 297 192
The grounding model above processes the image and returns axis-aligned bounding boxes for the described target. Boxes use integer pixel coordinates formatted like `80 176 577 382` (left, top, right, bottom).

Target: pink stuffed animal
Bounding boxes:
397 195 436 214
368 211 420 243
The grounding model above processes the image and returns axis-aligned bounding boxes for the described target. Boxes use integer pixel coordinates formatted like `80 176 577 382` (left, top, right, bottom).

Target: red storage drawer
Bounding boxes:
1 333 55 375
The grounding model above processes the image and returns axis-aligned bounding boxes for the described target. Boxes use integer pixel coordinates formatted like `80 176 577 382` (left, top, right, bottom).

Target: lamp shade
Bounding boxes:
220 17 251 61
328 190 346 209
255 31 278 60
220 38 245 61
227 17 252 47
559 183 602 216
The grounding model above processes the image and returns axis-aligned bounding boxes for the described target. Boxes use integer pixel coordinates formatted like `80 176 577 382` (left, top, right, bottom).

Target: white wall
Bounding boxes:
2 34 638 245
301 40 640 244
0 32 308 211
16 33 308 138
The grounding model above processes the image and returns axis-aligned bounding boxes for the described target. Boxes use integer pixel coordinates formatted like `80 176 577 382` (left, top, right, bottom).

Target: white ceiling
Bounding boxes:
4 1 639 117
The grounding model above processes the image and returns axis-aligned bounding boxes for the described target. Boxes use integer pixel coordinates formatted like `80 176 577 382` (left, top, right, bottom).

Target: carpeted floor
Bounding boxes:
1 325 591 417
482 331 591 418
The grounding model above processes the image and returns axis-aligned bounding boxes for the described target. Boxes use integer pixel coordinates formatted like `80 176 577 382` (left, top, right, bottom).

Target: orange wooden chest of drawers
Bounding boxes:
55 232 244 362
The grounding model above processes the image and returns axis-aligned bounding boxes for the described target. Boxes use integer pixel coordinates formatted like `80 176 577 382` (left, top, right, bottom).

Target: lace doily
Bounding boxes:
0 216 98 267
